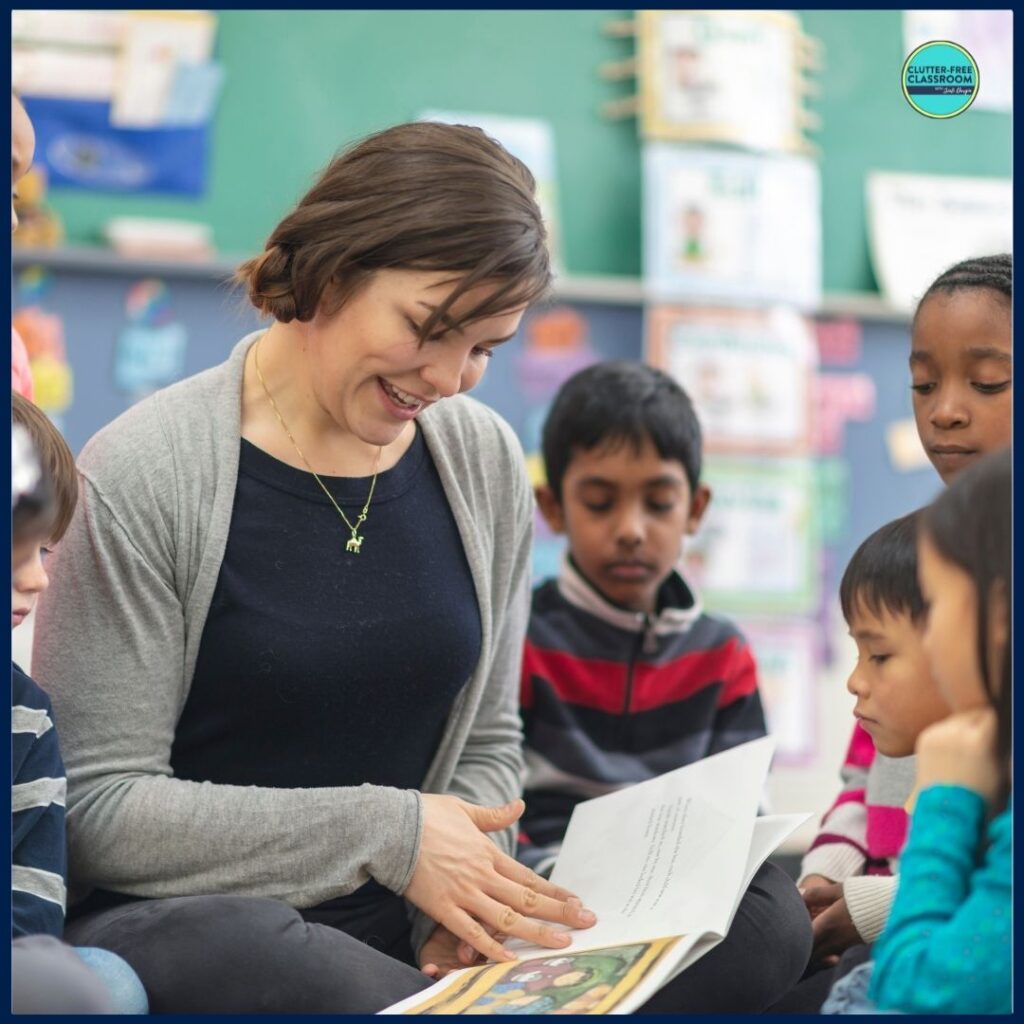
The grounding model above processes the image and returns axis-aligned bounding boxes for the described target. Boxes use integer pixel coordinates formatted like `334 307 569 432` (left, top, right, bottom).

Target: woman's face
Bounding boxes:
301 268 526 449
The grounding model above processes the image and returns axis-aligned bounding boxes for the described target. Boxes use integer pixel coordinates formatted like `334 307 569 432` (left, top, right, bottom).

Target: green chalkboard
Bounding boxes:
42 10 1010 292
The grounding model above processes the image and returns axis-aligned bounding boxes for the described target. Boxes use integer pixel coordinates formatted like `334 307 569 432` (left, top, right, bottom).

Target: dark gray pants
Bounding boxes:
64 862 809 1014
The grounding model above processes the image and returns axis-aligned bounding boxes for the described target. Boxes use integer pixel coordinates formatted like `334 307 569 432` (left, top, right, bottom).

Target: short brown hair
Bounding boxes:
11 391 78 543
236 121 552 339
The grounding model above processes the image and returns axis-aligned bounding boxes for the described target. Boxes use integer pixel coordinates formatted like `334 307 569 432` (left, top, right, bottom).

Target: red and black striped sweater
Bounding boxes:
517 556 767 874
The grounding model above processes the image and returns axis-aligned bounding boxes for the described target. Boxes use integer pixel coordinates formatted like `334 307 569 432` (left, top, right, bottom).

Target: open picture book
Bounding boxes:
382 737 808 1015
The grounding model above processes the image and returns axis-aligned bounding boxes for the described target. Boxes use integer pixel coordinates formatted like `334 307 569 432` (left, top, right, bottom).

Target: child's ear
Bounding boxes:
685 483 712 535
534 484 566 534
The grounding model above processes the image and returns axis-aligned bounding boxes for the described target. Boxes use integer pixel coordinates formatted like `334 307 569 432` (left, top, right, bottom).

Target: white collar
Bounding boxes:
556 553 704 637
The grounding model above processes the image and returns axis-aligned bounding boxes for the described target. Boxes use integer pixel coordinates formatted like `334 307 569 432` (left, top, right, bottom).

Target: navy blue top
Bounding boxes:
12 663 67 938
172 426 481 792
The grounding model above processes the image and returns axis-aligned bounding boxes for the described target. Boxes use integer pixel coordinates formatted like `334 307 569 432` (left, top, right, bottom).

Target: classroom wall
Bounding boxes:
12 10 1010 852
37 10 1012 292
10 252 946 850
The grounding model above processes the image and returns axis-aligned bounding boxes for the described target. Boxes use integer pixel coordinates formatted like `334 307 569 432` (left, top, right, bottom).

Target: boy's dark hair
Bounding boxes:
12 391 78 543
839 511 924 625
923 447 1012 810
541 361 702 500
915 253 1012 325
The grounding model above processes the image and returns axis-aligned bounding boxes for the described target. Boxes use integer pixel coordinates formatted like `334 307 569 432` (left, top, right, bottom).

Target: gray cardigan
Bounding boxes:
33 332 532 954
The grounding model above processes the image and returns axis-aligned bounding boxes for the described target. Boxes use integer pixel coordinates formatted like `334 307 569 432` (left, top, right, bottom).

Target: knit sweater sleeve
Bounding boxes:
705 633 767 754
33 458 420 908
868 785 1012 1015
799 721 874 885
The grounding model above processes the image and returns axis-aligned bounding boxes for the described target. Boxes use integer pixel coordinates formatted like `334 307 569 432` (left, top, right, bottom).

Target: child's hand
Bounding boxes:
798 874 834 895
915 709 1000 805
810 894 859 965
419 924 486 979
802 881 842 920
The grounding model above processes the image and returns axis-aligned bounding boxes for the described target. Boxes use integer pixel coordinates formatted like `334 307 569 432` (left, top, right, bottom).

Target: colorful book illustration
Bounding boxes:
382 739 808 1015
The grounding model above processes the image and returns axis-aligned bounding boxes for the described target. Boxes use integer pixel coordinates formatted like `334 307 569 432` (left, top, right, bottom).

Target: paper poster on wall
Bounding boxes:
14 10 221 128
903 10 1012 112
812 372 876 455
516 306 595 405
814 318 862 368
12 305 73 416
741 620 818 765
113 280 188 396
867 172 1012 313
684 457 819 614
420 110 564 272
112 10 217 127
814 457 850 545
885 418 933 473
12 9 127 100
643 145 821 309
647 305 817 455
637 10 812 153
22 96 210 196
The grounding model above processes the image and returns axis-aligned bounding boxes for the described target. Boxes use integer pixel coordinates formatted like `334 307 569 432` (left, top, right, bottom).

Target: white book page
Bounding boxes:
380 741 803 1015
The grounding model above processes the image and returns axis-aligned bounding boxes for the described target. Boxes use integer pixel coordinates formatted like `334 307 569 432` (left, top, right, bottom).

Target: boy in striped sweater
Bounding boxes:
11 392 148 1013
515 363 810 1013
12 393 78 939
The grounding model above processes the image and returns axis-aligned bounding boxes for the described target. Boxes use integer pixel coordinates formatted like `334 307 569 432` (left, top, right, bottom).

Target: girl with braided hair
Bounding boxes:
909 253 1012 483
784 254 1012 1013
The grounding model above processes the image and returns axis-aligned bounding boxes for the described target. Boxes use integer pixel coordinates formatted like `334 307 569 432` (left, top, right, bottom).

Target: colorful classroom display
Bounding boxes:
638 10 825 763
636 9 821 155
11 8 1007 783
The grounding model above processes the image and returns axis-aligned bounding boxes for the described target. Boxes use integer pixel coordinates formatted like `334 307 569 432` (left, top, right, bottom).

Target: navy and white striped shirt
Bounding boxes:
12 662 67 938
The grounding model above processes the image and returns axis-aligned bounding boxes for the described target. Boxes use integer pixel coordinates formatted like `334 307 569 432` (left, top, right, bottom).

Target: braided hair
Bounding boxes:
915 254 1012 325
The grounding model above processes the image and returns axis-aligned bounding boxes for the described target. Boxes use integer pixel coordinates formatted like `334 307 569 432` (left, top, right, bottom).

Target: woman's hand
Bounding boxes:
915 709 1000 805
405 795 597 962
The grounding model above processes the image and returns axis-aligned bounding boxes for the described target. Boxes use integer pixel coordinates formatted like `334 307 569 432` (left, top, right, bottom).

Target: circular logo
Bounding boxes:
902 40 979 118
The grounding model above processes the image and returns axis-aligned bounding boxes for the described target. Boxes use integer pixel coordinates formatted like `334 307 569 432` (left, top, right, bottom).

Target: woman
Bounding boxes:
33 122 594 1013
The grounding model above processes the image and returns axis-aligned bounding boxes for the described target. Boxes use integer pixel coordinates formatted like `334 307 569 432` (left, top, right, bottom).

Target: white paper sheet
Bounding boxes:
867 171 1012 313
381 739 809 1015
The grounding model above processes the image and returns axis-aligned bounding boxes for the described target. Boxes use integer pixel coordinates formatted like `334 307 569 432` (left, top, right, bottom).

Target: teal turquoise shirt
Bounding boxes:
870 784 1012 1014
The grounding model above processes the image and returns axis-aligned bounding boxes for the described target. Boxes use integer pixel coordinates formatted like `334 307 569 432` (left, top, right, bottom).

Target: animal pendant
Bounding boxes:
346 534 364 554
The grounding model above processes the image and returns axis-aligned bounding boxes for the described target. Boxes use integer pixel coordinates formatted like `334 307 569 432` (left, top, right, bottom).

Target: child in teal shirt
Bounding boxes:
827 449 1011 1015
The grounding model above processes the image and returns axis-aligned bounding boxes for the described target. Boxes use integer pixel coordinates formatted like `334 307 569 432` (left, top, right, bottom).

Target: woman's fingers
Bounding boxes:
489 876 597 930
443 907 516 963
457 935 501 965
494 852 577 901
493 854 597 928
467 892 577 951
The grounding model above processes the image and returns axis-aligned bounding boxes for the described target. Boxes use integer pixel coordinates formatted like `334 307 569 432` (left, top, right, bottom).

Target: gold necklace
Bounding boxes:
253 337 382 555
